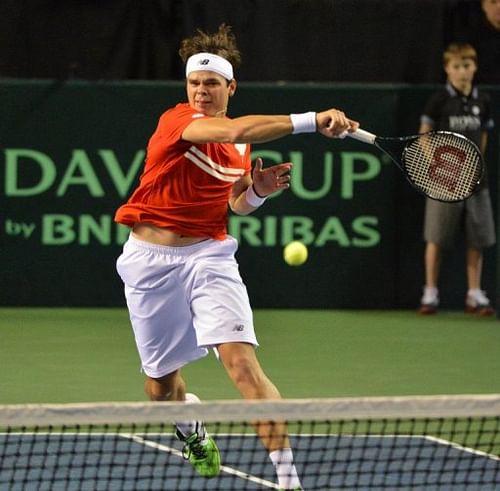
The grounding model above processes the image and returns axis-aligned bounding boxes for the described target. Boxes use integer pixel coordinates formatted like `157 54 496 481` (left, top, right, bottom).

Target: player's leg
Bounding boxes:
218 342 302 490
144 370 186 401
217 342 287 450
116 236 219 477
143 368 220 475
189 237 302 489
218 342 287 448
174 392 221 478
129 301 220 477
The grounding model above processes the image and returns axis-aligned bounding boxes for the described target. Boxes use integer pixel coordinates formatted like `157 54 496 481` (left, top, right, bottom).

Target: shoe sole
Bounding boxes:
465 306 495 316
418 306 437 315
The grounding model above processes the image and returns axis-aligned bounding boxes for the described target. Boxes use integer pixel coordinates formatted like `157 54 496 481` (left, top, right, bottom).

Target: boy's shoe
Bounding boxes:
176 425 221 478
418 301 438 315
465 289 495 316
418 287 438 315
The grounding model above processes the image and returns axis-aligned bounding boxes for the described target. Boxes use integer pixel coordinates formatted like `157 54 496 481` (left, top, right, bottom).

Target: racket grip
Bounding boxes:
347 129 376 144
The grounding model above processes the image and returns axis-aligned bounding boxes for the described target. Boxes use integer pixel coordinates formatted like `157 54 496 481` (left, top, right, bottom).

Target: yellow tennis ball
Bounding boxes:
283 241 308 266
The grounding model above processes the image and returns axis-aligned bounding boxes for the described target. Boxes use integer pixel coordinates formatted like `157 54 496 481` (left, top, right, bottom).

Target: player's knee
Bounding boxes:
145 372 185 401
226 356 265 389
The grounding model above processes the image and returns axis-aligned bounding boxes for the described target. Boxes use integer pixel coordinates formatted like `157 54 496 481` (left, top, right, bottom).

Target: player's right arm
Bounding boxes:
182 115 292 144
181 109 358 144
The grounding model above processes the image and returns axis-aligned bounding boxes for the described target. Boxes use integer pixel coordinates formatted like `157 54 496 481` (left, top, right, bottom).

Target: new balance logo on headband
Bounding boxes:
186 52 234 80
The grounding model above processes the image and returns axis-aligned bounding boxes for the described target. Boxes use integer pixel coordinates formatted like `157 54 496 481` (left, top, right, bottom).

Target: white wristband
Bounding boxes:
245 184 267 208
290 112 317 134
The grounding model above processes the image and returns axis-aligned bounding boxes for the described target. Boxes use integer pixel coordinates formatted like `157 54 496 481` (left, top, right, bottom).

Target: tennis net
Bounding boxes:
1 394 499 490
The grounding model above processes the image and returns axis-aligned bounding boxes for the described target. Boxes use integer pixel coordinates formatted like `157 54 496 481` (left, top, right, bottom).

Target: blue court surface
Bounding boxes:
1 433 499 490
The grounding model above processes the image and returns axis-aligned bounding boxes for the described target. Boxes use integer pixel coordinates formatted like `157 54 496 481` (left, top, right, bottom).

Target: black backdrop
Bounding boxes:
0 0 494 83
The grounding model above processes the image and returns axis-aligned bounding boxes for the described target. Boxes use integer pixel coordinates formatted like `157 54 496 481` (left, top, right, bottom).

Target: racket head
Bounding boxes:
400 131 483 202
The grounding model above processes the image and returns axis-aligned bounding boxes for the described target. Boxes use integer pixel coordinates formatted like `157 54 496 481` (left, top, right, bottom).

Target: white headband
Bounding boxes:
185 52 234 80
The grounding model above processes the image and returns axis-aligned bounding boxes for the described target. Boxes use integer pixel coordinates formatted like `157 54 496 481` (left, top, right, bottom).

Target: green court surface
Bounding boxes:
1 308 499 404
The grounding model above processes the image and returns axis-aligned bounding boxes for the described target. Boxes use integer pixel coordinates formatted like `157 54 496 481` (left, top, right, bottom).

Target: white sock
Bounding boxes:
175 420 200 439
421 286 438 304
269 448 301 489
175 393 205 439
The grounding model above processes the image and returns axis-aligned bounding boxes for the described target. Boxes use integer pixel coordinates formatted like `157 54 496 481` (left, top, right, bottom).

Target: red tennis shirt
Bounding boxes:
114 103 251 240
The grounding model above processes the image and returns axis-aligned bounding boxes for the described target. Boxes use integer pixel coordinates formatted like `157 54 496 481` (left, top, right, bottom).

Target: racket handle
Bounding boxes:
347 129 376 144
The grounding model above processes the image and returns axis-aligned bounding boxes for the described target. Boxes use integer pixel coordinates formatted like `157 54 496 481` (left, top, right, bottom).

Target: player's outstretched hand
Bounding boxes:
316 109 359 139
252 158 292 197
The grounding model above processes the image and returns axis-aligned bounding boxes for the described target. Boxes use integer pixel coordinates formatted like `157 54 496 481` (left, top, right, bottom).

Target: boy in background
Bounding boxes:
418 43 495 315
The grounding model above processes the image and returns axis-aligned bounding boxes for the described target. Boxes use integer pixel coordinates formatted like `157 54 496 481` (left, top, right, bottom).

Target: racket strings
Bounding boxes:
404 133 482 201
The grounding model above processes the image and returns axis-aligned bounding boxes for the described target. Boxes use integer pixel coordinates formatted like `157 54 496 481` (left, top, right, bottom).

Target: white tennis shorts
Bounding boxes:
116 234 258 378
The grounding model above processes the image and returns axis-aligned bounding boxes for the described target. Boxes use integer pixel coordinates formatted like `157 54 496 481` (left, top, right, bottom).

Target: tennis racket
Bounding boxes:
347 128 483 202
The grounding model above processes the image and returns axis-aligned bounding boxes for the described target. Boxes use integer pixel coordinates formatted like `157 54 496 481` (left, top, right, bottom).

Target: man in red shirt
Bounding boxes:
115 24 358 491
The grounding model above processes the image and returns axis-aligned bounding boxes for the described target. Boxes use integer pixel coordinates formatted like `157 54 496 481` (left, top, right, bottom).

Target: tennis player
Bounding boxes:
115 24 358 490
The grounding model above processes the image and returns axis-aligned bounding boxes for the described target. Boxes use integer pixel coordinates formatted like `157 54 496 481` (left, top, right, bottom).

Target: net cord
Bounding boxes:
1 394 499 427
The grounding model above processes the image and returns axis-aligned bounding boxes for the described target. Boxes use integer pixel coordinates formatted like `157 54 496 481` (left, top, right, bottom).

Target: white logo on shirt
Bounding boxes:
234 143 247 156
448 115 481 131
184 146 245 182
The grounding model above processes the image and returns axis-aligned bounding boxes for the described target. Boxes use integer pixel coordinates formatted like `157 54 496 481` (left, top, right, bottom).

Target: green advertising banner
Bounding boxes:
1 81 498 308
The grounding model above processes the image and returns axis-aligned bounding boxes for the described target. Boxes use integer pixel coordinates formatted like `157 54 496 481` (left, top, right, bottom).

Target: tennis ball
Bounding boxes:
283 241 308 266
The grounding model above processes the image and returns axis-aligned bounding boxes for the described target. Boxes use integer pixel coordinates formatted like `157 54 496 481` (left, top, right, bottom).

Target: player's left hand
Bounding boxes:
251 158 292 197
